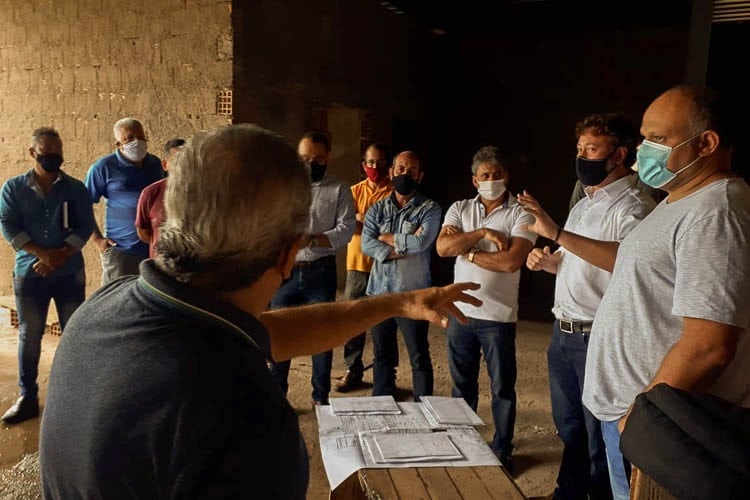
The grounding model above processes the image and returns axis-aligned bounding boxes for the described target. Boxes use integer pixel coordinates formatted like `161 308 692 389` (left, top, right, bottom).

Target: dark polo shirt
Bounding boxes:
40 260 308 499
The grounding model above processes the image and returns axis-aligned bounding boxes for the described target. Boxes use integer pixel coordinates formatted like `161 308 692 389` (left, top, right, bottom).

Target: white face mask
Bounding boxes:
477 179 506 201
121 140 148 162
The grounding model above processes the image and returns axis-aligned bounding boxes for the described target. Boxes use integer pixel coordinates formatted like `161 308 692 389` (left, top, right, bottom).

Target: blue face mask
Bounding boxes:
637 135 701 189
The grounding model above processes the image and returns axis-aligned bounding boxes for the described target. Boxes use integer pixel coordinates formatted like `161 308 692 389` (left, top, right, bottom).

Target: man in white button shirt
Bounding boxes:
525 113 655 500
435 145 537 474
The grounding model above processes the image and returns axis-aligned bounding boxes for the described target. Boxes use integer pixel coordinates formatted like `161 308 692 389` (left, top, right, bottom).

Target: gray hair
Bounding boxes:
113 117 143 139
156 123 312 292
471 145 508 175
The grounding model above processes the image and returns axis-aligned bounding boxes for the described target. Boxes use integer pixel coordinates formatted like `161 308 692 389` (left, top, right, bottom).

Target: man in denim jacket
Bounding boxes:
362 150 442 401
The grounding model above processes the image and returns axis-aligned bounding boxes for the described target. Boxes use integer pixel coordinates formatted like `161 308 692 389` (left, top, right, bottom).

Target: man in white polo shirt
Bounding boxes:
526 113 655 500
436 145 536 474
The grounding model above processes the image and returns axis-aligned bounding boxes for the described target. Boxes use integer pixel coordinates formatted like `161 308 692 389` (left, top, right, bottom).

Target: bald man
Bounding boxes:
361 150 442 402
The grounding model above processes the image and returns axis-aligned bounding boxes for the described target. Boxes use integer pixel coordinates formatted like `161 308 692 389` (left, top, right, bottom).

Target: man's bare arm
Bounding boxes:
91 220 116 252
470 237 534 273
518 190 619 272
436 225 485 257
261 282 482 362
619 317 741 432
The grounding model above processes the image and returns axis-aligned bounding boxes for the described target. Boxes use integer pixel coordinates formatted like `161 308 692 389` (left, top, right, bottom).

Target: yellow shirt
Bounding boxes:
346 178 393 272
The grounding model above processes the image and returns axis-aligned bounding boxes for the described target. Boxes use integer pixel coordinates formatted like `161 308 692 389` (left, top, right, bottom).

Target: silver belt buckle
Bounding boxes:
560 320 574 333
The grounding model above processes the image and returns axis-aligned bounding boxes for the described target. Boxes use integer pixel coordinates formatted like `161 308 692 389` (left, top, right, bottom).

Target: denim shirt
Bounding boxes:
0 170 94 277
362 192 442 295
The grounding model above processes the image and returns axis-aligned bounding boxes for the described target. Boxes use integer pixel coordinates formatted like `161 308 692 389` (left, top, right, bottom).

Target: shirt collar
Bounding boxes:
584 174 636 201
25 169 64 194
366 180 393 194
115 149 142 167
311 171 329 186
136 259 273 360
389 190 425 207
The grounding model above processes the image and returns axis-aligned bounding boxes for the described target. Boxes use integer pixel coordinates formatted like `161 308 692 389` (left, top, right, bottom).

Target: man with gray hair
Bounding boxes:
38 123 480 498
84 117 165 284
436 145 537 474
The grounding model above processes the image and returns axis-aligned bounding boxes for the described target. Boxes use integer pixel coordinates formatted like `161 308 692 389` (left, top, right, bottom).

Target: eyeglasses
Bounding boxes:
364 159 388 167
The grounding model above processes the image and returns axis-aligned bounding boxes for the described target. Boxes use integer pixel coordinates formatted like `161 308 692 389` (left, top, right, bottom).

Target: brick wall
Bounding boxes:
0 0 233 296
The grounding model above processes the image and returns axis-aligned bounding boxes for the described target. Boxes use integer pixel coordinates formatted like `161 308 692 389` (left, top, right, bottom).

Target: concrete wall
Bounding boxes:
0 0 233 296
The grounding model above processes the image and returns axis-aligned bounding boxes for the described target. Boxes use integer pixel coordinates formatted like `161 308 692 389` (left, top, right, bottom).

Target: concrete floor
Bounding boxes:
0 303 561 499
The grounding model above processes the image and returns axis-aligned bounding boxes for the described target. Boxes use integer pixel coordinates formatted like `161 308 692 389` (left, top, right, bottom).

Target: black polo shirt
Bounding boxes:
40 259 308 499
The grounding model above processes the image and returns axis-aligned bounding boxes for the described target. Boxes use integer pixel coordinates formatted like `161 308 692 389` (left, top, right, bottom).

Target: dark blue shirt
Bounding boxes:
40 260 309 499
84 150 164 254
0 170 94 277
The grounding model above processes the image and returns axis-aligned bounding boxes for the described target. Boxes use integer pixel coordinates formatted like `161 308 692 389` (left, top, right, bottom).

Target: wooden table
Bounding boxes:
330 465 526 500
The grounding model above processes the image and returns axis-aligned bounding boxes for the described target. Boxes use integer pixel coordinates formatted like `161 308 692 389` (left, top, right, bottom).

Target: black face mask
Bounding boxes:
575 153 614 187
392 174 419 195
309 161 327 182
36 154 64 173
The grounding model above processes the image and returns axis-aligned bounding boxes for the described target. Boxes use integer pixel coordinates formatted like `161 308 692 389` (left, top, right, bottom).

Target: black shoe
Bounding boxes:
1 396 39 425
334 370 364 393
497 452 514 476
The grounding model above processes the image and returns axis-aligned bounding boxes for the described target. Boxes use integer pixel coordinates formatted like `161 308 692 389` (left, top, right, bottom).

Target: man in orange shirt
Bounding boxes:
335 143 393 392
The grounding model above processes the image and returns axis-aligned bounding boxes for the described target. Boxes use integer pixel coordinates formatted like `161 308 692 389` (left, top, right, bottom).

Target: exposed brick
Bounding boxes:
0 0 232 295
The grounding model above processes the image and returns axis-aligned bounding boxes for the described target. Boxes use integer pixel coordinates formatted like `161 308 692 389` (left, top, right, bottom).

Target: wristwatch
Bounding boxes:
468 250 477 263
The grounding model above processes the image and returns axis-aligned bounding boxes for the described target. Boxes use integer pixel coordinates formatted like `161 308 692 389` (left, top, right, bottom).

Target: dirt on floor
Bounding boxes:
0 307 561 500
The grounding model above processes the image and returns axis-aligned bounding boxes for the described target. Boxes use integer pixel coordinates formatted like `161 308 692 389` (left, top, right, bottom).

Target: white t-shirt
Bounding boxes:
553 175 655 321
583 178 750 421
443 194 536 322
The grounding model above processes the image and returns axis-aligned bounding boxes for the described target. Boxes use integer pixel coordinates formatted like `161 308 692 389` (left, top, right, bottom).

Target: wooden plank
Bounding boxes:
359 469 400 499
353 466 526 500
472 466 526 500
417 467 462 499
389 468 431 499
445 466 497 499
330 470 367 500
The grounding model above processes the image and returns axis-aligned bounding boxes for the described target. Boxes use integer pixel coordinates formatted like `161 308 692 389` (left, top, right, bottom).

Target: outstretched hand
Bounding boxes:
517 190 559 241
403 282 482 328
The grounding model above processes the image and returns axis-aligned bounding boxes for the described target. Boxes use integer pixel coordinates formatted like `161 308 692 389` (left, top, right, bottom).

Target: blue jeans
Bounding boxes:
341 271 369 378
548 321 612 500
268 264 337 403
446 317 516 457
370 316 432 401
601 419 631 500
13 269 86 397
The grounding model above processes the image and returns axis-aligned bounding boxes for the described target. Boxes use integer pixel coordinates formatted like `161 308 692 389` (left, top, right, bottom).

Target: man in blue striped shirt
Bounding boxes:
0 127 94 424
84 117 164 285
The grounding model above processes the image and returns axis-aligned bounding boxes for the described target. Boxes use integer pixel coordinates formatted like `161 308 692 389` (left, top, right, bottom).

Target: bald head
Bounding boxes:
393 151 421 173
